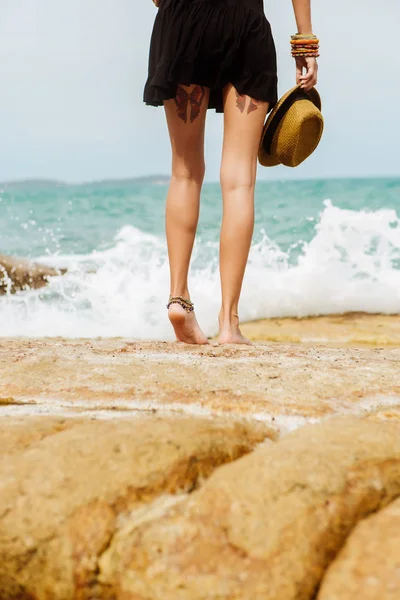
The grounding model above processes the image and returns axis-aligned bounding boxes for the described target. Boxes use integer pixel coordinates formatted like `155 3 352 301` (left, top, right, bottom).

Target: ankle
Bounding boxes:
219 309 239 327
168 295 194 314
169 289 190 301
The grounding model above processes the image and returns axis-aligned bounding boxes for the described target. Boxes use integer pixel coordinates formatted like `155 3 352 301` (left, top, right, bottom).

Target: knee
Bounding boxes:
171 160 205 186
220 162 255 194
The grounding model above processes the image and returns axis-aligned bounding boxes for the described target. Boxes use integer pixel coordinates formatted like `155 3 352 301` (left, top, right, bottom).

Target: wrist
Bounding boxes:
296 21 313 35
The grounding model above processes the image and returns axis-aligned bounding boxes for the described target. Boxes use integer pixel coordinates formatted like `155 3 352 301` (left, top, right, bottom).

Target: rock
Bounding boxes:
0 253 66 294
2 338 400 424
317 497 400 600
241 313 400 346
0 416 274 600
0 416 82 460
106 417 400 600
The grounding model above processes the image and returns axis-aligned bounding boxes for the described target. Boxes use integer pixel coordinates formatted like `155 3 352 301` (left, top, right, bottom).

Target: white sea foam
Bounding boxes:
0 200 399 338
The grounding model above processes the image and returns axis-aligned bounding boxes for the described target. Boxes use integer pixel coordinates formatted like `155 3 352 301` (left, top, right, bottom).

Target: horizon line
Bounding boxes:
1 173 400 188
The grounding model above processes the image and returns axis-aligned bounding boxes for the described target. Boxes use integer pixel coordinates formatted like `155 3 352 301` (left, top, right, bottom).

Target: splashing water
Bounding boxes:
1 201 399 338
0 179 399 338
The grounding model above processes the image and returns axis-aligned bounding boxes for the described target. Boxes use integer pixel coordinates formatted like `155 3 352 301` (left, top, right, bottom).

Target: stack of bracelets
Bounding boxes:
291 34 320 59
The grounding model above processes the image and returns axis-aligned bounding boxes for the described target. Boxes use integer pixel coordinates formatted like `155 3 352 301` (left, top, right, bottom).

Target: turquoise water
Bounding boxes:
0 177 399 338
2 177 400 258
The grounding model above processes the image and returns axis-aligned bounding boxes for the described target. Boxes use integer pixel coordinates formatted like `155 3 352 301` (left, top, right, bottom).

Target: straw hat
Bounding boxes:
258 85 324 167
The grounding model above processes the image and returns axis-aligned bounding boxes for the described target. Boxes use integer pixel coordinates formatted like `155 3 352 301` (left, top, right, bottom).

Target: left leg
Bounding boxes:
218 84 270 344
164 83 210 344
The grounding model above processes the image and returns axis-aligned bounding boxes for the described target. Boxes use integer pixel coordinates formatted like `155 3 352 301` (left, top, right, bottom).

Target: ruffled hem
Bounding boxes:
143 0 278 113
144 61 278 113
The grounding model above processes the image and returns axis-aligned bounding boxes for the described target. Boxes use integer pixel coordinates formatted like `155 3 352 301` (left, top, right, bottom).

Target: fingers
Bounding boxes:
298 58 318 91
152 0 160 6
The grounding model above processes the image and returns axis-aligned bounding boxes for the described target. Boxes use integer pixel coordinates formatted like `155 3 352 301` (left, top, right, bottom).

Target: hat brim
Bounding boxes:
259 85 322 167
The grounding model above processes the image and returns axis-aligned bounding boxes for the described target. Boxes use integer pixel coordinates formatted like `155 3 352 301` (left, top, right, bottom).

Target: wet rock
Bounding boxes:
0 416 273 600
0 253 66 294
318 497 400 600
107 417 400 600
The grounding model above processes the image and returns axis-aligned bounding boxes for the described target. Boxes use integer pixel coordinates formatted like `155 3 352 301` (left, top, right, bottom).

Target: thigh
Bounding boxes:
221 84 269 186
164 84 210 178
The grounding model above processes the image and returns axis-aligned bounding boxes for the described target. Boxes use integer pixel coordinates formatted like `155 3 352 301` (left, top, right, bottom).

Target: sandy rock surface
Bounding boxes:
1 337 400 428
0 253 65 294
0 330 400 599
318 497 400 600
104 418 400 600
242 313 400 346
0 416 272 600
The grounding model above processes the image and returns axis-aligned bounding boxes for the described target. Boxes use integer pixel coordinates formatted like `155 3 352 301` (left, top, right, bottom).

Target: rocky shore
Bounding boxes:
0 331 400 599
0 254 66 295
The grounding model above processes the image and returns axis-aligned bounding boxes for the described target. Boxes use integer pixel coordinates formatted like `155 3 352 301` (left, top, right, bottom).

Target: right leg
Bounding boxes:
219 84 269 344
164 83 210 344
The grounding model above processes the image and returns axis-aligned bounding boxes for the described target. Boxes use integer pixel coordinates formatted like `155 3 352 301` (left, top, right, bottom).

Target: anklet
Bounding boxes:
167 296 194 313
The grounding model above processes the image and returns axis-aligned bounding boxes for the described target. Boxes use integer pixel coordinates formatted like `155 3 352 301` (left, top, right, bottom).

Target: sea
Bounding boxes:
0 177 399 339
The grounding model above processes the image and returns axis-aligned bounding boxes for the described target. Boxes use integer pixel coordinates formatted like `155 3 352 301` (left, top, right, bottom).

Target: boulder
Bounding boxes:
103 417 400 600
318 497 400 600
0 416 273 600
0 253 66 294
0 415 83 460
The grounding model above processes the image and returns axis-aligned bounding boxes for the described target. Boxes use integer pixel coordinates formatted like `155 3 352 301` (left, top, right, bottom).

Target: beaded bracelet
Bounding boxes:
291 33 320 58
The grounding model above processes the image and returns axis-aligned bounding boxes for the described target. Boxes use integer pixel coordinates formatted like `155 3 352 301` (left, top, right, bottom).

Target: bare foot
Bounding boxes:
218 314 252 345
168 304 209 345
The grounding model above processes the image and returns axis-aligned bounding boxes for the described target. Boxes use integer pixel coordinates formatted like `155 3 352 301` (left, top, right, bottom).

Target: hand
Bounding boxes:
296 56 318 91
152 0 160 6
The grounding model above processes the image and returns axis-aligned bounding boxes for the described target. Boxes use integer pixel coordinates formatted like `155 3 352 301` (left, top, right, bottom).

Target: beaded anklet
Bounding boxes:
167 296 194 313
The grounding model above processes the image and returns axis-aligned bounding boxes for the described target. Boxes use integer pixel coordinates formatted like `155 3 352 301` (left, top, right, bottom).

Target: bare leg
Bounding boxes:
164 84 210 344
218 85 269 344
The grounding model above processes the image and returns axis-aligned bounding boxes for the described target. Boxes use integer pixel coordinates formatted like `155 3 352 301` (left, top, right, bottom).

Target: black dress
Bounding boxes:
144 0 278 113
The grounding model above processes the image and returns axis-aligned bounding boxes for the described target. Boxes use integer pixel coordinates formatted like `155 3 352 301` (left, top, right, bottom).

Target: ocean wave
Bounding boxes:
0 200 399 338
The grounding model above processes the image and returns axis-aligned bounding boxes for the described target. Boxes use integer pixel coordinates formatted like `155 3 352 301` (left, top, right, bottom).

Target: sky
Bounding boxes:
0 0 399 183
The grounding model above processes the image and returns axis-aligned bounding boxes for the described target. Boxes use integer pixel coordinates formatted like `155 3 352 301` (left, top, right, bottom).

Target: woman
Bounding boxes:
144 0 318 345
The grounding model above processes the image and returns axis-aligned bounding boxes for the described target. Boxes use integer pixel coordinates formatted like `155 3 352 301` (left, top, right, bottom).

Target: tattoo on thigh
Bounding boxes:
175 85 205 124
235 90 261 114
247 98 261 114
235 90 247 113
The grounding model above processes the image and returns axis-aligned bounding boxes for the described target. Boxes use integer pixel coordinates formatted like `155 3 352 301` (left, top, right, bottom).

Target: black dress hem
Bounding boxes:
144 65 278 113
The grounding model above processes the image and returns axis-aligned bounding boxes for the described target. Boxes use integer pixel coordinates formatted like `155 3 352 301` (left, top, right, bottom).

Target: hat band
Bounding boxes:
263 89 312 155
